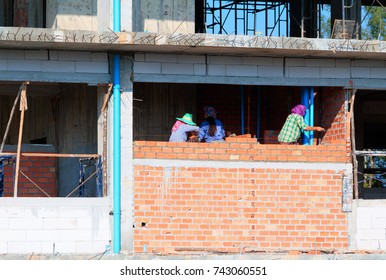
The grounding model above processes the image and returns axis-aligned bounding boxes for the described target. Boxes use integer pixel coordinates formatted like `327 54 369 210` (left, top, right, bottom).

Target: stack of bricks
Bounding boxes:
2 155 57 197
225 134 257 143
263 130 280 144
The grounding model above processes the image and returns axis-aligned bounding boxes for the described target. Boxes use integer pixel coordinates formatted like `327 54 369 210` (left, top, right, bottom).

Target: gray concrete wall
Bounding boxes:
0 198 111 254
133 53 386 89
132 0 194 33
46 0 97 31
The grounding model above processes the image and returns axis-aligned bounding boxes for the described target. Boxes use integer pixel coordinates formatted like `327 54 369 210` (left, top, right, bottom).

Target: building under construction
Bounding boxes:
0 0 386 256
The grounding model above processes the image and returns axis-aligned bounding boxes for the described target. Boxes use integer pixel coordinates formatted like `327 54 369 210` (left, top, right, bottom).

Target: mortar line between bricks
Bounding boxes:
134 159 351 172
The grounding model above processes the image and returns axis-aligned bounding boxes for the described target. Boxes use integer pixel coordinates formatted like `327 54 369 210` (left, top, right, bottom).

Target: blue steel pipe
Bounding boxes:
113 0 121 254
301 87 310 145
309 87 314 145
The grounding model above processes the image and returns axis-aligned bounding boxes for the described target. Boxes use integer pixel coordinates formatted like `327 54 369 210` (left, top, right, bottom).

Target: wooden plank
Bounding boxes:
350 89 358 199
101 83 113 113
14 82 28 197
0 82 28 152
0 152 100 158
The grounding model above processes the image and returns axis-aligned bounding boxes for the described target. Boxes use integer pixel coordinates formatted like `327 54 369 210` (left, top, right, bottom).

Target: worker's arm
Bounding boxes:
304 126 325 132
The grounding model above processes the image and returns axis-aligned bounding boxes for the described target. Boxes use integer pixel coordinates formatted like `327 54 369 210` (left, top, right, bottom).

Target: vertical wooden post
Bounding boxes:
13 82 28 197
349 89 358 199
101 84 113 197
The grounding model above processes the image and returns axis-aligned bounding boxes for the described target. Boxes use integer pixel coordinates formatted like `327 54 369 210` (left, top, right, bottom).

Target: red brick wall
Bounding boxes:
133 140 350 254
133 164 348 254
2 156 57 197
134 141 349 163
318 88 348 145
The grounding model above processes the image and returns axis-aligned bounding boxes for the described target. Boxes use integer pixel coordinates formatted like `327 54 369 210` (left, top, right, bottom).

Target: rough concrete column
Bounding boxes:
120 55 134 253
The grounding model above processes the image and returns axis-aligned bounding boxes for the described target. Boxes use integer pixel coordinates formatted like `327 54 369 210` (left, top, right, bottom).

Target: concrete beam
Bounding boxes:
0 27 385 60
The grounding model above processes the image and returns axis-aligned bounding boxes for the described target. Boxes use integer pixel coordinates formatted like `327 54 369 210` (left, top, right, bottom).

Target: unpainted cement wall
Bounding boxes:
353 200 386 250
133 53 386 89
133 0 194 33
46 0 97 31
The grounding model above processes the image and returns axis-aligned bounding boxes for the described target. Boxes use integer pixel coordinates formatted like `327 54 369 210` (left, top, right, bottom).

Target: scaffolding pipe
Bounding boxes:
113 0 121 254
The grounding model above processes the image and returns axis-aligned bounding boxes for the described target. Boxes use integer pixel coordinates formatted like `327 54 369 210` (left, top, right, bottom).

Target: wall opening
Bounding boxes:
354 90 386 199
0 0 46 28
0 82 103 197
133 82 346 145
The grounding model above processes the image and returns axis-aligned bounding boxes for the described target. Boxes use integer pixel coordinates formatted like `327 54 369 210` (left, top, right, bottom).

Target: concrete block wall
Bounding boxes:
133 53 386 87
353 200 386 251
133 158 350 254
0 198 111 254
0 49 110 84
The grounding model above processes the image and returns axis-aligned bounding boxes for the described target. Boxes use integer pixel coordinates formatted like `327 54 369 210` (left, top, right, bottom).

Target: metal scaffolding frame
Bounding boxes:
203 0 383 38
204 0 305 37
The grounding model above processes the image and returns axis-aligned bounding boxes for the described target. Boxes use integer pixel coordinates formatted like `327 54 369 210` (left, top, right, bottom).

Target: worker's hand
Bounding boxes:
316 127 326 132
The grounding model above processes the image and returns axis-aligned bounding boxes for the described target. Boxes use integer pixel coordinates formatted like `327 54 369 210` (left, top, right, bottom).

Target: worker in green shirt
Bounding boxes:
278 104 325 145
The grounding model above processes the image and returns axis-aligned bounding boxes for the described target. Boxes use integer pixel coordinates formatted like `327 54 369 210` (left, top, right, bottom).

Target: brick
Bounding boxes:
351 67 371 78
208 56 242 65
25 50 48 60
58 51 92 61
75 61 109 73
42 61 75 73
225 65 257 77
320 67 351 78
145 54 178 63
134 62 161 74
162 63 194 75
370 68 386 79
258 65 283 77
194 64 206 75
287 67 320 78
8 60 42 71
208 64 226 76
177 55 205 64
